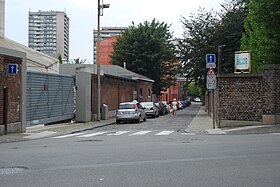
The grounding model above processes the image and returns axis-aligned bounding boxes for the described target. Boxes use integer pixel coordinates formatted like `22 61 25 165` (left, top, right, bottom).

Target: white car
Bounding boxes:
194 97 201 102
116 102 147 124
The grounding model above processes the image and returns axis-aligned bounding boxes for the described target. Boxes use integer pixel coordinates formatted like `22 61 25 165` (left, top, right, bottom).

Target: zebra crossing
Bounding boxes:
52 130 196 139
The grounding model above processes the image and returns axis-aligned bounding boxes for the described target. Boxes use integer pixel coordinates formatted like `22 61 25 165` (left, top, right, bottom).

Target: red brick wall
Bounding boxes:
98 36 117 65
0 55 22 125
137 80 153 103
91 74 153 114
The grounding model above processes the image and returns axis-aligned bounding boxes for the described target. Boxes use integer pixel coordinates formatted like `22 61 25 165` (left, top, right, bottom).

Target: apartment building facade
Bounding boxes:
28 10 69 60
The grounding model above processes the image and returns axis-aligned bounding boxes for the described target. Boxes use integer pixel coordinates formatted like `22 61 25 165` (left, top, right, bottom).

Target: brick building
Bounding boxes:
98 36 117 65
60 64 154 121
0 47 26 135
160 77 187 102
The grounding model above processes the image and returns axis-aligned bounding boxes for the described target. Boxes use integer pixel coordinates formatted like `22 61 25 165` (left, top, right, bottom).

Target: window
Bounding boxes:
148 89 151 97
139 88 143 98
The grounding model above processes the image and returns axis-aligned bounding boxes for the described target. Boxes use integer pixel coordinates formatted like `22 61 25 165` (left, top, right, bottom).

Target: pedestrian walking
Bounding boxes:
171 98 178 116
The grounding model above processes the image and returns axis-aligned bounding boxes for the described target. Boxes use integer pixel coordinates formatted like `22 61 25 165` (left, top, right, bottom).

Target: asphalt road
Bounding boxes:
0 104 280 187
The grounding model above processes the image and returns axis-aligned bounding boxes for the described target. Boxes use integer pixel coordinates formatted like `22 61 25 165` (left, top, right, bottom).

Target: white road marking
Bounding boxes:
205 129 227 135
77 132 107 138
25 131 57 139
129 131 152 136
107 131 130 136
271 133 280 135
52 132 85 139
155 131 174 136
181 132 196 136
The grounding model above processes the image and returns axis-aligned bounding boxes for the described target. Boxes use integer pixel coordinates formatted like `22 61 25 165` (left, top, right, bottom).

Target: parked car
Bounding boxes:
161 101 171 113
140 102 159 118
184 98 191 106
155 102 168 115
177 101 184 110
116 102 147 124
180 100 187 108
194 97 201 102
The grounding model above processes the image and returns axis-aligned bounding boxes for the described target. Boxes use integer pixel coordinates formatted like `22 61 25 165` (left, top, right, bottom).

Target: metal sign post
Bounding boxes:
206 68 216 129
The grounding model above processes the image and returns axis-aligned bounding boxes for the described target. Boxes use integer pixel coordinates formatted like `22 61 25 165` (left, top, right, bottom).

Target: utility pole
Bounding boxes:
96 0 110 121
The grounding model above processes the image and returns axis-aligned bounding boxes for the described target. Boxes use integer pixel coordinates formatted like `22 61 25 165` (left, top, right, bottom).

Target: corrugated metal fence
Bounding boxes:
26 72 75 126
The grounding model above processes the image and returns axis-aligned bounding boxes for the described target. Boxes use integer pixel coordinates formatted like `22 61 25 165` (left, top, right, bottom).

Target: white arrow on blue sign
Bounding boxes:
206 54 216 63
8 64 19 74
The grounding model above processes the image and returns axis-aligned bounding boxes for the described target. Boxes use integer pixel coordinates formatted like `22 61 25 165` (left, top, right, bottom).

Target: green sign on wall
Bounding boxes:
235 51 251 73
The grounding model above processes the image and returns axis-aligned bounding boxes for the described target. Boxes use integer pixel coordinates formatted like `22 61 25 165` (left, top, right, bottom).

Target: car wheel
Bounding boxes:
116 120 121 124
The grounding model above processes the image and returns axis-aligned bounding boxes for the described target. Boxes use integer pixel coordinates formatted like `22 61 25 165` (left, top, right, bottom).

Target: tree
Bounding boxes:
111 19 179 95
178 8 218 91
241 0 280 72
186 82 202 97
178 0 248 94
214 0 248 73
58 54 63 64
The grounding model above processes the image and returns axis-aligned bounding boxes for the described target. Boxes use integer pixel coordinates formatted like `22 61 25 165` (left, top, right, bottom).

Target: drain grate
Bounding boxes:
0 167 28 175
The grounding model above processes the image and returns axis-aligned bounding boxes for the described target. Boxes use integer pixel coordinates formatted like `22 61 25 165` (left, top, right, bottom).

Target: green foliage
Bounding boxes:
187 82 202 97
215 0 248 73
178 8 218 91
178 0 248 94
58 54 63 64
111 19 180 95
241 0 280 72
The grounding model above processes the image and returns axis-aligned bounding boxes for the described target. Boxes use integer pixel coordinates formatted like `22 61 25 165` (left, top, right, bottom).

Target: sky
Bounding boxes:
5 0 225 63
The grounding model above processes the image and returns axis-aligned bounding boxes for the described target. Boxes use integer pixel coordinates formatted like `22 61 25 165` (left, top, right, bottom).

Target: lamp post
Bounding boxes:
97 0 110 121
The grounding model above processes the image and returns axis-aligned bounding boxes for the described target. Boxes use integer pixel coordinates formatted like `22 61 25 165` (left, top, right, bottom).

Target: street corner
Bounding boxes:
223 124 280 135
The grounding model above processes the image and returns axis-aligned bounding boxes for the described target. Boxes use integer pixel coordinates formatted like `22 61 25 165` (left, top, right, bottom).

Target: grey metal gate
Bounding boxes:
26 71 75 126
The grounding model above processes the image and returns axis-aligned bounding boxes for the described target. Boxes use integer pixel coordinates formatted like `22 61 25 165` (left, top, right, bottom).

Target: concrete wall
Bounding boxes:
76 72 92 122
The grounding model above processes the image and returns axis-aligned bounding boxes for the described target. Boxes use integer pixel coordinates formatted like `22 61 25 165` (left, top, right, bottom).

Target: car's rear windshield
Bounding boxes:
141 102 153 107
119 104 135 109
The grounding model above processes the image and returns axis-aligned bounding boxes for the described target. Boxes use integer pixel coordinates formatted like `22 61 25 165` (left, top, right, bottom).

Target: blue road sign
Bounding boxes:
206 54 216 63
8 64 19 74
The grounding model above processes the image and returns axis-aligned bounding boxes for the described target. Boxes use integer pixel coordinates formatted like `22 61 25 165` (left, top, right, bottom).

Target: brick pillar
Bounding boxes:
263 64 280 124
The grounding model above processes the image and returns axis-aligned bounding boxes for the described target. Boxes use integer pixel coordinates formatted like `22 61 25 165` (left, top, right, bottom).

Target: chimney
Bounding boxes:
0 0 5 38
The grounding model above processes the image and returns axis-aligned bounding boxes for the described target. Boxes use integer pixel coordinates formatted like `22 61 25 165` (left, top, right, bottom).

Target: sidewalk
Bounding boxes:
185 106 225 135
186 106 280 135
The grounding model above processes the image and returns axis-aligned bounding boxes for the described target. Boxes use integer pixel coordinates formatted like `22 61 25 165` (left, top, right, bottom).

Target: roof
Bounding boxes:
100 65 154 82
59 64 154 83
0 37 59 73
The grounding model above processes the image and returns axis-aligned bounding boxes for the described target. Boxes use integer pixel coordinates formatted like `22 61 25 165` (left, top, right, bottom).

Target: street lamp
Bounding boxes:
97 0 110 121
217 44 226 75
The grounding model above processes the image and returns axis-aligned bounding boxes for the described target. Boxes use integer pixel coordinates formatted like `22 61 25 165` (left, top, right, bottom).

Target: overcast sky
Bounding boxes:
5 0 224 63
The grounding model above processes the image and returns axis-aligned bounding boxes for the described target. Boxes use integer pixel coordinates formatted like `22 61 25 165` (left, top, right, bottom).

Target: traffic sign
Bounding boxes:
207 74 217 90
8 64 19 74
206 54 216 63
207 68 215 75
206 54 216 68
